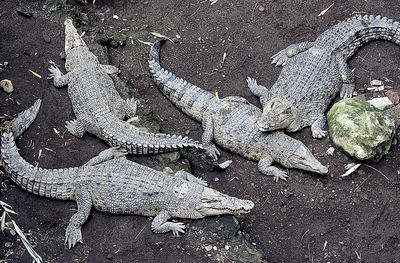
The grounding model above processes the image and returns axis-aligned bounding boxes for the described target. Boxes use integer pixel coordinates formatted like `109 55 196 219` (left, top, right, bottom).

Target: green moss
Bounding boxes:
327 99 395 162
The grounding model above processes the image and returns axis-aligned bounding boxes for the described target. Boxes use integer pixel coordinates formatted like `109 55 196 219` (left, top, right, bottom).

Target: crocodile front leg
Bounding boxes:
335 53 355 99
246 77 269 107
271 41 314 66
151 211 185 236
310 114 328 139
258 154 288 182
48 65 71 88
175 170 207 186
202 113 220 160
65 186 92 248
65 119 85 138
83 147 128 166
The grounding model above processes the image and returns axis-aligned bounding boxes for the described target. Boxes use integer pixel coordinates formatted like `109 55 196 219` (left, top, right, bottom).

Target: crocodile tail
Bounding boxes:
1 101 76 200
337 15 400 58
148 40 219 123
100 115 230 168
8 99 42 139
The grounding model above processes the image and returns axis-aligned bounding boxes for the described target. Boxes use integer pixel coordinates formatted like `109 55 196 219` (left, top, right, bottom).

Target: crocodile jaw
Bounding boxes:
64 18 86 53
287 145 328 174
194 187 254 217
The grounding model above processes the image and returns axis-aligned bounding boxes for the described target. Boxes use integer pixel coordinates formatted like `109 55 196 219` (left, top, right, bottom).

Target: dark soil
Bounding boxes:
1 0 400 262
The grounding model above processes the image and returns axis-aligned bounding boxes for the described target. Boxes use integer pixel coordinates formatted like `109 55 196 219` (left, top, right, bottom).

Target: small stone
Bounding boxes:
23 49 31 56
326 147 335 156
60 51 66 60
106 254 113 260
162 167 174 176
1 79 14 93
185 130 190 135
16 7 33 17
214 177 219 182
258 5 265 12
5 242 12 248
224 244 230 250
280 207 287 213
113 14 119 20
43 33 51 44
367 97 393 110
205 245 213 251
213 246 217 251
370 79 383 86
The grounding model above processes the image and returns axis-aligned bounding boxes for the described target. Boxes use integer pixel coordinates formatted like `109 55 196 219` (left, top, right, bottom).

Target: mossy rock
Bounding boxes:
327 98 395 162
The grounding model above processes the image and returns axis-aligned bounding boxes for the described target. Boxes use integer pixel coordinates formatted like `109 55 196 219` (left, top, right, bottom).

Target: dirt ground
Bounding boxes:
1 0 400 262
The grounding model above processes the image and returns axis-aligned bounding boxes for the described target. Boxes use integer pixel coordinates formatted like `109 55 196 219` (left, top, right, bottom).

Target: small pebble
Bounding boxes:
113 14 119 20
258 5 265 12
205 245 213 251
0 79 14 93
5 242 12 248
370 79 383 86
214 177 219 182
23 49 31 56
43 33 51 44
16 7 32 17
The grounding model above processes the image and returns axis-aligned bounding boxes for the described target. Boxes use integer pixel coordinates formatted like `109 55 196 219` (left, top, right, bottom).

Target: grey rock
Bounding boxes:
327 98 395 161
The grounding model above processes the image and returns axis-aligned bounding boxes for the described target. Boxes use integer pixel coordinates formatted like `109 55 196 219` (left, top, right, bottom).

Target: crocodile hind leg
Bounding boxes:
175 170 207 186
258 154 288 182
271 41 314 66
48 65 71 88
246 77 269 107
83 147 128 166
310 114 328 139
336 54 355 98
202 113 220 160
65 186 92 248
65 119 85 138
151 210 185 236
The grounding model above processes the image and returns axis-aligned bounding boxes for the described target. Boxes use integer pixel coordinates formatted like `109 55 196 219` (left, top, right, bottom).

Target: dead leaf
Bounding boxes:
318 3 334 16
28 70 42 79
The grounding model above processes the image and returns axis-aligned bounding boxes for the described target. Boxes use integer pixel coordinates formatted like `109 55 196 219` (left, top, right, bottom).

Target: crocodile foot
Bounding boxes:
273 170 288 183
271 49 291 66
311 126 328 139
65 223 83 249
125 98 137 118
65 119 85 138
340 83 355 99
205 144 220 160
169 222 186 237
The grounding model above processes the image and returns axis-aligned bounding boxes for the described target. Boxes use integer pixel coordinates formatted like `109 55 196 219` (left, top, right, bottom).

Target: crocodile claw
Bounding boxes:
48 65 62 79
273 170 288 183
340 83 355 99
311 127 328 139
270 49 291 66
65 224 83 249
170 222 186 237
205 144 220 160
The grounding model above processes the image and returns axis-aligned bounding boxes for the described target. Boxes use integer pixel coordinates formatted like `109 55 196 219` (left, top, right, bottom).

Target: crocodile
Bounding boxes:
148 40 328 182
48 18 229 168
1 99 254 248
247 15 400 138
